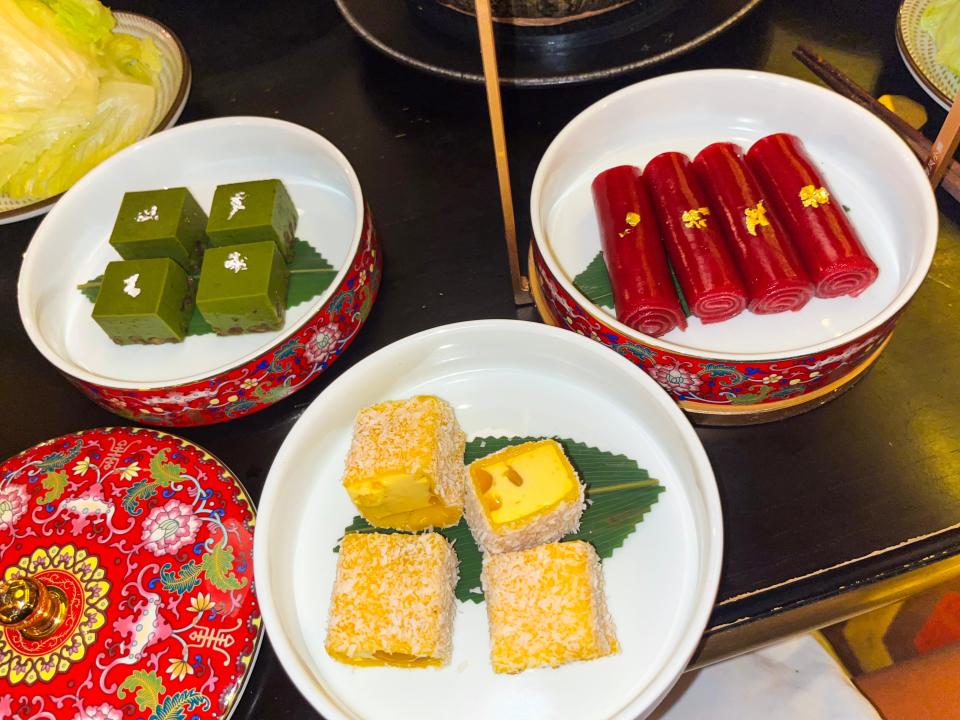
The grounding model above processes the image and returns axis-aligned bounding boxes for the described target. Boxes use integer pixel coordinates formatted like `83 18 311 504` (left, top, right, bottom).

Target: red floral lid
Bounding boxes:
0 428 261 720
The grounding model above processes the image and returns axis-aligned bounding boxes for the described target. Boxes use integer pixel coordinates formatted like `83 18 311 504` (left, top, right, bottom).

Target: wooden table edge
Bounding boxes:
691 545 960 668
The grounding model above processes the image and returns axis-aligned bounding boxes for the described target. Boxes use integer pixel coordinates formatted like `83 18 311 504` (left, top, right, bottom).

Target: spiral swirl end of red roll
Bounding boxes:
621 304 688 337
749 282 814 314
693 290 748 324
814 258 880 298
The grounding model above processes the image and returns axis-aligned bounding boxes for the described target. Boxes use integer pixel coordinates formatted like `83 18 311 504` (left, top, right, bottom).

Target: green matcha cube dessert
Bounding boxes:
109 187 209 272
206 179 298 261
196 241 289 335
92 258 193 345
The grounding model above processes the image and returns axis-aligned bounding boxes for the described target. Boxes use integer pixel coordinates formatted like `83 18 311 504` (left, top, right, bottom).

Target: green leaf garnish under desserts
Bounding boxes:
77 238 337 338
572 252 614 309
336 436 665 604
573 251 691 318
668 261 692 318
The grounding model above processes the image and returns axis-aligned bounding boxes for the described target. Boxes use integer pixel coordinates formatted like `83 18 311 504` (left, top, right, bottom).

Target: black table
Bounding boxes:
2 0 960 717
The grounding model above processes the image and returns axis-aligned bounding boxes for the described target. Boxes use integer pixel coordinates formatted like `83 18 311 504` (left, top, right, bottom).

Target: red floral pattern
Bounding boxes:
140 499 201 556
0 428 260 720
67 209 382 427
533 244 897 406
0 484 29 532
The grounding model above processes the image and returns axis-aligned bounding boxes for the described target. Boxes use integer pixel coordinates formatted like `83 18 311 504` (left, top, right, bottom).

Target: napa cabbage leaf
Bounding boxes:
0 0 160 200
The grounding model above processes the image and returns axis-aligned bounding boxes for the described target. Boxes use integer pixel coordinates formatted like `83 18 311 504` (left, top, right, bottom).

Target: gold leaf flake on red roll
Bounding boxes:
746 133 879 299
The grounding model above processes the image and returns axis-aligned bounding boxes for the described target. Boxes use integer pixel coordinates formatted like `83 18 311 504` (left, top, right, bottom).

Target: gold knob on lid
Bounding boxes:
0 576 68 640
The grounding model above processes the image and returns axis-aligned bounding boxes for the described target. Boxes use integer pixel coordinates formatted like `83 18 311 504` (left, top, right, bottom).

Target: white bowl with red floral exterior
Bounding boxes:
18 117 381 427
530 69 937 415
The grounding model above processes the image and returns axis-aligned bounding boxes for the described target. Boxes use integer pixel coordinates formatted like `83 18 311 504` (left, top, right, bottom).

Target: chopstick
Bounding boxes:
794 44 960 202
926 88 960 186
474 0 532 306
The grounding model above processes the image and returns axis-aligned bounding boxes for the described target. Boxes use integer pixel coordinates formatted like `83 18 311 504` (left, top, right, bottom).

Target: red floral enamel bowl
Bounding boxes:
0 427 260 720
530 69 937 417
18 117 381 427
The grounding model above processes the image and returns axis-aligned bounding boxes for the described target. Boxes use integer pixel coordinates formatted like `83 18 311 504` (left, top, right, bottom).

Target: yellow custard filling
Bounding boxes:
470 439 579 528
342 395 465 531
347 472 433 519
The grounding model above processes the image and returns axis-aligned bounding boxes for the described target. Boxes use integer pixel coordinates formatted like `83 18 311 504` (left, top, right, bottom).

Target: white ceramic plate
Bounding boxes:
897 0 958 110
18 117 363 388
532 69 937 360
255 320 723 720
0 11 191 225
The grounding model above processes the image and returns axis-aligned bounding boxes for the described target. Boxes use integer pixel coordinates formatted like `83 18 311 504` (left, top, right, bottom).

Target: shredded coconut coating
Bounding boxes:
464 440 585 554
342 395 466 529
481 541 618 674
326 532 459 667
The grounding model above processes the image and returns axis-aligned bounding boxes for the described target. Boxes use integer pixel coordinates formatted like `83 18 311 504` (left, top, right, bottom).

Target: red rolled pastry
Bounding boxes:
693 143 813 314
591 165 687 337
644 152 748 324
746 133 879 298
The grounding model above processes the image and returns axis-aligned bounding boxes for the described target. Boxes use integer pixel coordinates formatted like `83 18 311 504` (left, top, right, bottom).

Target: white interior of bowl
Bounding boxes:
531 69 937 360
254 320 723 720
18 117 362 388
